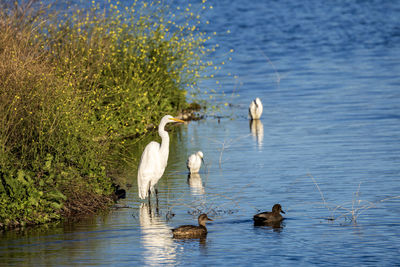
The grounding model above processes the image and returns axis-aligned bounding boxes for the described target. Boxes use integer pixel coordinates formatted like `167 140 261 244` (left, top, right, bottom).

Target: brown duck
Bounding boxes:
253 204 285 225
172 214 213 238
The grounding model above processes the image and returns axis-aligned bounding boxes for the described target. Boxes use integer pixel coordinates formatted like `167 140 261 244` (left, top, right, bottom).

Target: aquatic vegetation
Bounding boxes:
0 0 217 229
309 175 400 223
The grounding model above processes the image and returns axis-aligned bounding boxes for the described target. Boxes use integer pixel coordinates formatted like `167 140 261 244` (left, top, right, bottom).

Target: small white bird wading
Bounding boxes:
249 98 263 120
187 151 204 174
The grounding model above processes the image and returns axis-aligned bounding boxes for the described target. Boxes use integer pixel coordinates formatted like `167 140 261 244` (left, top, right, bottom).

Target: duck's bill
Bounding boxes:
281 210 286 214
170 117 185 123
207 218 213 221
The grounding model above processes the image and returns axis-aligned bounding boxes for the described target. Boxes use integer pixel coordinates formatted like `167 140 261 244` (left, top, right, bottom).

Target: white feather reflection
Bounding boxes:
187 173 205 196
139 203 177 266
250 119 264 148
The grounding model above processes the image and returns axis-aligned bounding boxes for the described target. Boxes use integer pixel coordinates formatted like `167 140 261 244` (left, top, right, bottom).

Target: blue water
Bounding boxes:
1 0 400 266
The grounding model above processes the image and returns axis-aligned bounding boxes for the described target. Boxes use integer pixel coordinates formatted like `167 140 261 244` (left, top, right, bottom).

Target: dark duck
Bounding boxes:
172 214 213 238
253 204 285 225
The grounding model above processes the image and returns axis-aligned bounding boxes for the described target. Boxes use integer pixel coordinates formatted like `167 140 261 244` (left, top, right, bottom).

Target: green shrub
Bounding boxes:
40 1 209 138
0 0 214 229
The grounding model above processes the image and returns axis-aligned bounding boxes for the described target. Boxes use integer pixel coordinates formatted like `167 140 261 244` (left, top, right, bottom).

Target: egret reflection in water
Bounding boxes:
250 119 264 148
187 173 205 196
139 203 177 265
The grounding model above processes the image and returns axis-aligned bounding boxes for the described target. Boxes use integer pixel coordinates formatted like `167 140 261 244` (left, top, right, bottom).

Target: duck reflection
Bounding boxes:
249 119 264 148
187 173 205 196
139 203 177 265
173 234 208 248
254 220 285 233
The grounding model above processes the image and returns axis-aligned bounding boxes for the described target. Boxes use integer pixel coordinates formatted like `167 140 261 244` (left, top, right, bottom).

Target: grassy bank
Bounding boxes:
0 0 213 229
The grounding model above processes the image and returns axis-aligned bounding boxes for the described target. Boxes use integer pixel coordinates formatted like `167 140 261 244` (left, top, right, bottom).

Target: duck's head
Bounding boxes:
272 204 285 214
198 214 213 226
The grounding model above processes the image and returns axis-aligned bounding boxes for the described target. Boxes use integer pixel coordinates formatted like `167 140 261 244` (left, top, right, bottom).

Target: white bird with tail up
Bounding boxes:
187 151 204 174
137 115 184 201
249 98 263 120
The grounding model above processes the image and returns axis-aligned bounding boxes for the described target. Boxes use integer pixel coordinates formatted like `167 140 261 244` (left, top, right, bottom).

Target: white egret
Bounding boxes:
137 115 184 201
249 97 263 119
187 151 204 174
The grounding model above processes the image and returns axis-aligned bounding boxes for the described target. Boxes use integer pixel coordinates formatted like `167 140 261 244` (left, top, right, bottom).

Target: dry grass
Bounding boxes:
309 174 400 223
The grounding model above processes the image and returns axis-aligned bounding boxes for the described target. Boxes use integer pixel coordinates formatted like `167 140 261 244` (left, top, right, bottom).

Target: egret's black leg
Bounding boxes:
148 201 152 216
155 188 159 214
148 188 151 205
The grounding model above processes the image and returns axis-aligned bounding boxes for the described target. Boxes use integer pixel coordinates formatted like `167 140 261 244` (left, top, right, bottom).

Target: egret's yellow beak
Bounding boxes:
170 117 185 123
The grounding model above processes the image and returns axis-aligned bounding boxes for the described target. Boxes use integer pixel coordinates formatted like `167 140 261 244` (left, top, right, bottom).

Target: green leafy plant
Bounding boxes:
0 0 217 229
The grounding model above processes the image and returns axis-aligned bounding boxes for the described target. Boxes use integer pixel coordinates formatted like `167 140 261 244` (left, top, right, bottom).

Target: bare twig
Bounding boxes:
308 174 330 212
207 133 251 168
256 46 283 87
309 175 400 223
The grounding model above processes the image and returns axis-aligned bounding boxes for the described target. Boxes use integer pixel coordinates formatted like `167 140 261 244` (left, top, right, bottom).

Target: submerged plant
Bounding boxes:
309 174 400 223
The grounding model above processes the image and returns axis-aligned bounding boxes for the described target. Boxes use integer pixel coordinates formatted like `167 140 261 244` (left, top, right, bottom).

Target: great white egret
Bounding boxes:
137 115 184 201
249 97 263 119
187 151 204 174
253 204 285 225
172 214 213 238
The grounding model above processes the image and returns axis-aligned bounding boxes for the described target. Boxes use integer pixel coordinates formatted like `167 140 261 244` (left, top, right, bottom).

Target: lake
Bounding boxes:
1 0 400 266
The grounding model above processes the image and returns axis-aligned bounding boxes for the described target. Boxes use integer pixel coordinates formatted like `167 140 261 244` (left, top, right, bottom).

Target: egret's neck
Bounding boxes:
159 123 170 162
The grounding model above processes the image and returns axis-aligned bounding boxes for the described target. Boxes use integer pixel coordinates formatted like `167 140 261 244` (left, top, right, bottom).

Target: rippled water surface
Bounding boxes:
1 0 400 266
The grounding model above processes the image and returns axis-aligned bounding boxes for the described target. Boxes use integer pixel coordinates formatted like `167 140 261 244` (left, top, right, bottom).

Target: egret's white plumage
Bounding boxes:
249 97 263 120
187 151 204 174
137 115 184 200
